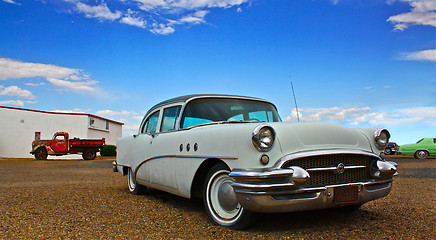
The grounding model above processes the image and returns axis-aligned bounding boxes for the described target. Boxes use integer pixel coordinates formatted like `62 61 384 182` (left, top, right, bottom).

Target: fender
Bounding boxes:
32 142 55 155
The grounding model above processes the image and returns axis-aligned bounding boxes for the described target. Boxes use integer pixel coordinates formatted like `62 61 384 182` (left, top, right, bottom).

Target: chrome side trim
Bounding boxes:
134 155 238 176
274 149 381 168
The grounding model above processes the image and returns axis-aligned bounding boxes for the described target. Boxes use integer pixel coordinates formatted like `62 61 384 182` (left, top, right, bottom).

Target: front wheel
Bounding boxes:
82 149 96 160
415 150 428 159
127 168 147 195
203 163 254 229
34 147 47 160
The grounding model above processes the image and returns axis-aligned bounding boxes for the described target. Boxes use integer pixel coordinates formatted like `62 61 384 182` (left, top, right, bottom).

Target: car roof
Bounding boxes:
147 94 272 114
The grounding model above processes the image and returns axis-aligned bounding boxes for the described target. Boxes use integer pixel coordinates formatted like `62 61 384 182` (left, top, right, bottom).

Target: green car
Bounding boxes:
399 138 436 159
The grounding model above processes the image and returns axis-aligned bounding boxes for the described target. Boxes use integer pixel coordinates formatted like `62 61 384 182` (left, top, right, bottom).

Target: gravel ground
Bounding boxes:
0 156 434 239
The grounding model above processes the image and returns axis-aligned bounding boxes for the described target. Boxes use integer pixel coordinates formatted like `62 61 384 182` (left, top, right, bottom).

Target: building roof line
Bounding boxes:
0 106 124 125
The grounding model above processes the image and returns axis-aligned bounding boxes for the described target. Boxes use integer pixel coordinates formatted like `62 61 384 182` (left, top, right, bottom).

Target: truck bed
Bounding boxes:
69 138 105 149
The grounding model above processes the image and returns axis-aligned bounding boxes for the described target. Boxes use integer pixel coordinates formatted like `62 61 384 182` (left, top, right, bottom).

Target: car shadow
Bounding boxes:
119 186 387 231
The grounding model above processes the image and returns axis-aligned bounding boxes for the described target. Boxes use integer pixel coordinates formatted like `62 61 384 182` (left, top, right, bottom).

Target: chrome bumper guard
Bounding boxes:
229 160 397 213
112 161 118 173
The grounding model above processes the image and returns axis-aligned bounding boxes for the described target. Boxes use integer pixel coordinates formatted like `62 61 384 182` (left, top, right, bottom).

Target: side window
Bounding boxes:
141 111 160 134
433 138 436 144
161 106 182 132
55 135 65 141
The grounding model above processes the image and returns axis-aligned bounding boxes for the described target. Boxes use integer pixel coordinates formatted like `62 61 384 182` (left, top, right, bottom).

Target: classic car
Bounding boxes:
113 94 397 229
398 138 436 159
384 142 399 155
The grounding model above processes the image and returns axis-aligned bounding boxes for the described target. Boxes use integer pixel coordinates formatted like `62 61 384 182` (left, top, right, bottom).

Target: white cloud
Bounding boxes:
46 77 97 91
132 115 144 121
387 0 436 31
76 2 122 21
121 10 147 28
52 108 86 113
400 49 436 62
150 23 176 35
96 109 138 117
0 100 36 106
25 82 46 86
136 0 247 11
177 10 208 24
285 106 436 126
0 58 97 91
2 0 20 5
0 85 36 99
67 0 248 35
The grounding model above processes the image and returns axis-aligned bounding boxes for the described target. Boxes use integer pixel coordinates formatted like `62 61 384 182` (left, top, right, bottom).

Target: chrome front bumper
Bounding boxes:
229 158 397 213
231 179 393 213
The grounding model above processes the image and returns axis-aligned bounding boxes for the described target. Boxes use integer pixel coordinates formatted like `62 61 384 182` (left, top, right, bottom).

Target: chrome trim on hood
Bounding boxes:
273 149 381 169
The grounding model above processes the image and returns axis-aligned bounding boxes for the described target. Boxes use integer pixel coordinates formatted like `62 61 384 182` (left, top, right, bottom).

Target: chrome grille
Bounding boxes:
282 154 375 187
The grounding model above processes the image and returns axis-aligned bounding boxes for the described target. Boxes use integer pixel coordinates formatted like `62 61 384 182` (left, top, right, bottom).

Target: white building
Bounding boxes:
0 106 123 158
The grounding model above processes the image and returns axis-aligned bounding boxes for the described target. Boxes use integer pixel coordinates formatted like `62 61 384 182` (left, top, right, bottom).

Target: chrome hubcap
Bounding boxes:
208 170 242 222
218 182 238 211
418 151 426 158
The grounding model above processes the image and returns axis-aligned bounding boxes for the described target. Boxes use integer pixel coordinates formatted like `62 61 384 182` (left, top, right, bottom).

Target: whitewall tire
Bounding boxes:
203 163 254 229
127 168 147 195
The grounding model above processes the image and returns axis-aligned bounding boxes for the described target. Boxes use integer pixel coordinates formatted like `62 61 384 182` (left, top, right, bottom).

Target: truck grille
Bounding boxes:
282 154 375 187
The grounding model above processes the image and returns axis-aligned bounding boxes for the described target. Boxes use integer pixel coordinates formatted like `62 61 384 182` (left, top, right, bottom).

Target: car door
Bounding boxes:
431 138 436 154
132 110 160 183
144 105 182 190
51 133 68 153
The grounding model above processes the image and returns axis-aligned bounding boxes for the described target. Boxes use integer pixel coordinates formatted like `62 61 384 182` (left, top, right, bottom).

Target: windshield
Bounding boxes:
416 138 424 143
181 98 281 128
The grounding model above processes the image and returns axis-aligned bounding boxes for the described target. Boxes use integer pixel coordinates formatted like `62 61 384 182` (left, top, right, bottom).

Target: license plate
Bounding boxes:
334 185 359 205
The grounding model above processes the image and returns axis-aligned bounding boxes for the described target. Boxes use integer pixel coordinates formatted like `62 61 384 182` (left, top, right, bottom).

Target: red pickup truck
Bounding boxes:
31 132 105 160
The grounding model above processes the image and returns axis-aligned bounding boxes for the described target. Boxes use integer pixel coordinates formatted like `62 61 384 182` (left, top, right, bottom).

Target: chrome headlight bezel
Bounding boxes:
374 129 390 150
252 125 276 152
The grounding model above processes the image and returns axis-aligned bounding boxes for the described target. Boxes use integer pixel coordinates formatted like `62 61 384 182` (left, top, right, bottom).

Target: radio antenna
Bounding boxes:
290 76 300 122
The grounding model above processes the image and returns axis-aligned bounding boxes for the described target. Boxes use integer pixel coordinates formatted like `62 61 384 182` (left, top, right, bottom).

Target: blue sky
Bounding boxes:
0 0 435 145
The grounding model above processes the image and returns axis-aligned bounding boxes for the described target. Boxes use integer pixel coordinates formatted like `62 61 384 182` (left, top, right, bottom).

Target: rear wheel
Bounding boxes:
127 168 147 195
82 149 96 160
203 163 254 229
415 150 428 159
34 147 47 160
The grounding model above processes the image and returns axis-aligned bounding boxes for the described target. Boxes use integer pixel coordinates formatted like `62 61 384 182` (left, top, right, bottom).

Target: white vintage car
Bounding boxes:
114 94 397 229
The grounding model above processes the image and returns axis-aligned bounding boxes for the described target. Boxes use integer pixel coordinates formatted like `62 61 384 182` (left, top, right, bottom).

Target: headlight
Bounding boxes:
252 125 275 152
374 129 390 150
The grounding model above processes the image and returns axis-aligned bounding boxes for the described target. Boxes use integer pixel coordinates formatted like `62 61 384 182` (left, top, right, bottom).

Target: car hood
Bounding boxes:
269 122 373 154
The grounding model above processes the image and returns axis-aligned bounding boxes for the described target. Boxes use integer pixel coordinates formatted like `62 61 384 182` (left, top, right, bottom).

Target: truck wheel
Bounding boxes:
82 149 96 160
128 168 147 195
34 147 47 160
203 163 254 229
